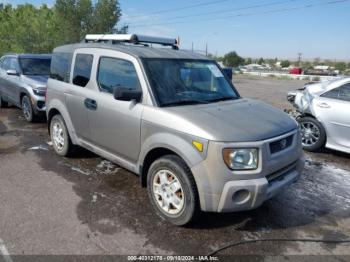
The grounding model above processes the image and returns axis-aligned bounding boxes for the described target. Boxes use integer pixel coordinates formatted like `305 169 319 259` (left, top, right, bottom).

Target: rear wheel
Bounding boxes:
147 155 200 226
298 116 326 152
0 93 8 108
50 114 76 157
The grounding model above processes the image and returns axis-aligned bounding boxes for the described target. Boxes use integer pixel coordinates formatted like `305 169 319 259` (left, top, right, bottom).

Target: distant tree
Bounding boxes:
348 62 350 69
335 62 347 72
0 1 125 54
245 57 252 65
281 60 290 68
216 56 224 62
301 61 313 70
313 57 321 65
223 51 244 67
90 0 121 33
258 57 264 65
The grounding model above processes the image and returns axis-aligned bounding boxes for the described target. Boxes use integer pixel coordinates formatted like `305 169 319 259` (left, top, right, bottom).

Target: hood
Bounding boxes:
165 98 298 142
21 75 49 88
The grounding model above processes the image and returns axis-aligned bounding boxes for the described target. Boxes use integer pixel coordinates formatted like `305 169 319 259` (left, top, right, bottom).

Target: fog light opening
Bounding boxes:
232 189 251 204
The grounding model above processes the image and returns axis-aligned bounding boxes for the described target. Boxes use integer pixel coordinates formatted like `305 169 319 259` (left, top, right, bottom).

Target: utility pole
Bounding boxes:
191 42 194 53
205 43 208 56
298 52 302 66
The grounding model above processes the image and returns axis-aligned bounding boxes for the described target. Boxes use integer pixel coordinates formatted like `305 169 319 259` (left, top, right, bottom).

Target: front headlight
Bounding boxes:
223 148 258 170
33 88 46 97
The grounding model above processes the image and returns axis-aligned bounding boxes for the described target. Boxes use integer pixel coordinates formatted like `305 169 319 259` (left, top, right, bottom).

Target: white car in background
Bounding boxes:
287 77 350 154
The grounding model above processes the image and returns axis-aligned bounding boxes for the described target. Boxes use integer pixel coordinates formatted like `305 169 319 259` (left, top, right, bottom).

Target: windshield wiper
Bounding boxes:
161 99 209 107
209 96 236 103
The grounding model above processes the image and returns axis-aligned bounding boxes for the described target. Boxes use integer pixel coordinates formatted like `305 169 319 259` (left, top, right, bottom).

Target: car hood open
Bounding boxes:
166 98 298 142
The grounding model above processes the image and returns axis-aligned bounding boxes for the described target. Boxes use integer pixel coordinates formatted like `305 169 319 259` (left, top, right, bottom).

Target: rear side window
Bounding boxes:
50 52 72 83
72 54 93 87
97 57 141 94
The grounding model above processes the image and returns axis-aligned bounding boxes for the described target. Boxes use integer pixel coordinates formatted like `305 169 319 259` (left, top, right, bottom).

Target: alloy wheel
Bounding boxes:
300 121 320 147
52 121 65 152
152 169 185 215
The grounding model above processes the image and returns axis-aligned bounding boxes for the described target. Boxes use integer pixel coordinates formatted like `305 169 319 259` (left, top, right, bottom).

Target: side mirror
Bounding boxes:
222 67 233 81
113 87 142 102
6 69 19 76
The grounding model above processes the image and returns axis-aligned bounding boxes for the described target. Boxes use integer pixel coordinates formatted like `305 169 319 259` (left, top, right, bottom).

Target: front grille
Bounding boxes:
269 134 293 154
266 161 297 183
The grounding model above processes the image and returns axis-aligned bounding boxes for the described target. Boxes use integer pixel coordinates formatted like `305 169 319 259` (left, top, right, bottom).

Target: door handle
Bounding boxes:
84 98 97 110
317 102 330 108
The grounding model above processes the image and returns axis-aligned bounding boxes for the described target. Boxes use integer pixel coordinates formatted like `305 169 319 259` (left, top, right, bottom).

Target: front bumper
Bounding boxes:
191 129 305 212
30 94 46 113
217 157 304 212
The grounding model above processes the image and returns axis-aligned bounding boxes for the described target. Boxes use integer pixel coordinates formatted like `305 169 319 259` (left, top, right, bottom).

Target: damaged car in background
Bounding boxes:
287 77 350 153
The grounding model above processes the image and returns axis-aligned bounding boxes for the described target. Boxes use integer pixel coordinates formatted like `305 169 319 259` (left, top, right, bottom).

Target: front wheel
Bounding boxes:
298 116 326 152
147 155 200 226
21 95 37 122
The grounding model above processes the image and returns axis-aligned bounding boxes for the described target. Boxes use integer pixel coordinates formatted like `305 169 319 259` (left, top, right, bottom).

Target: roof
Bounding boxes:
53 42 209 60
3 54 51 59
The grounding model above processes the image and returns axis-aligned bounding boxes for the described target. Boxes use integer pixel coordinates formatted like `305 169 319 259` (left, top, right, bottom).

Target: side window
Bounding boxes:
321 88 339 99
338 83 350 102
97 57 141 94
9 58 20 72
50 52 72 83
321 83 350 102
1 58 10 70
72 54 93 87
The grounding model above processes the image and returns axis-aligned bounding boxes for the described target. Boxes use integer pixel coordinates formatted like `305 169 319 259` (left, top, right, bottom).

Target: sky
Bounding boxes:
2 0 350 60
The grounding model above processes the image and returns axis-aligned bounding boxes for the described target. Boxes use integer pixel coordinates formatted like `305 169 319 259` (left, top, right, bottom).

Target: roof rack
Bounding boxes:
84 34 179 49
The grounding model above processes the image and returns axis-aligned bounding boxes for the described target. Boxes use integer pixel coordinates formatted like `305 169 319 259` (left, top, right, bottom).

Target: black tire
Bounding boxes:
21 95 38 122
298 116 326 152
147 155 200 226
50 114 76 157
0 93 8 108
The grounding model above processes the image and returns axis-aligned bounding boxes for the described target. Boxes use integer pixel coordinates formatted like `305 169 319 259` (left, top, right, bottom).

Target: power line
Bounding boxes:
125 0 234 18
130 0 349 28
130 0 303 24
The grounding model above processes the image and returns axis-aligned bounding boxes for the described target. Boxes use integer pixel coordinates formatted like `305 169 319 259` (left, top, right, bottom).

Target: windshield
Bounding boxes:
19 58 51 75
143 59 239 107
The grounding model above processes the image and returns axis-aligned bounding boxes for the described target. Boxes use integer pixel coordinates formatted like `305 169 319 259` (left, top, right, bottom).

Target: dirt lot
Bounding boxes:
0 75 350 260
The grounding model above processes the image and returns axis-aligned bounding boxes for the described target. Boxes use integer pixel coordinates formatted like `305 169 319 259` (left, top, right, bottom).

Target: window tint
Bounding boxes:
72 54 93 87
19 58 51 75
1 58 11 70
97 57 141 94
322 88 339 99
322 83 350 102
50 52 72 83
338 83 350 102
9 58 20 72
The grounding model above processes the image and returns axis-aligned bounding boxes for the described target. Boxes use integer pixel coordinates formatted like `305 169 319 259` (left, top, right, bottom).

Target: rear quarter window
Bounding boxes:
50 52 72 83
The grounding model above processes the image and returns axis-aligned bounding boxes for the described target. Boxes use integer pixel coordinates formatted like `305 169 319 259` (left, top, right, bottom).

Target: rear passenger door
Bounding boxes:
65 51 94 141
87 53 144 165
